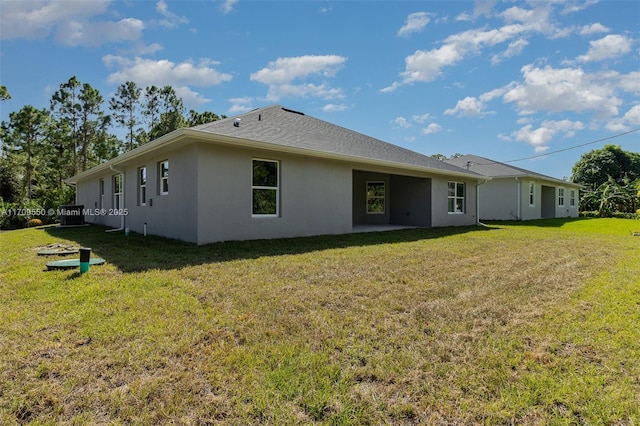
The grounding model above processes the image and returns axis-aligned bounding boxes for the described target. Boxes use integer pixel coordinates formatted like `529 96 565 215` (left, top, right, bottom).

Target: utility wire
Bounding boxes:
503 127 640 164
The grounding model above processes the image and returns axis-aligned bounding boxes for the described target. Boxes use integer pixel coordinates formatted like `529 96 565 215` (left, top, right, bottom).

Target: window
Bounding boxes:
366 181 385 214
252 159 279 216
558 187 565 206
113 174 122 209
138 167 147 206
159 160 169 195
529 182 535 206
569 189 576 207
99 178 104 209
448 181 465 214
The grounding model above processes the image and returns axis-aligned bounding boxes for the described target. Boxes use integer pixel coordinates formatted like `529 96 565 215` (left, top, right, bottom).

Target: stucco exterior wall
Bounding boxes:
478 179 518 220
430 177 478 227
195 143 353 244
75 144 200 242
76 140 482 244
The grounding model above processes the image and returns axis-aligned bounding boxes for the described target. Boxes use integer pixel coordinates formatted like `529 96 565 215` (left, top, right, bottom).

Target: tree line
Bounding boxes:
0 78 225 228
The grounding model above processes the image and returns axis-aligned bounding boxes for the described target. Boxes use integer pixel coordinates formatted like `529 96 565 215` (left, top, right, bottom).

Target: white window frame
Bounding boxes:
529 182 535 206
251 158 280 217
99 178 105 209
113 174 122 210
569 189 576 207
558 187 565 207
138 166 147 206
159 160 169 195
366 181 385 215
448 181 465 214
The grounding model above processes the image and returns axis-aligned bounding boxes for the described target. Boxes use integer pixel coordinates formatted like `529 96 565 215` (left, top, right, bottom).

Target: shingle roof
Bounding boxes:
192 105 478 176
446 154 579 186
68 105 482 183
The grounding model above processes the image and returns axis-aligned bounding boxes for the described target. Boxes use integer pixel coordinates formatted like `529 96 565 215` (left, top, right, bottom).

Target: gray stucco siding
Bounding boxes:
430 177 478 227
195 143 353 244
75 144 199 242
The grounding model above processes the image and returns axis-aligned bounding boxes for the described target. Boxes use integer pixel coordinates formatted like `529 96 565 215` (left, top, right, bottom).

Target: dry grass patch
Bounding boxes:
0 218 638 424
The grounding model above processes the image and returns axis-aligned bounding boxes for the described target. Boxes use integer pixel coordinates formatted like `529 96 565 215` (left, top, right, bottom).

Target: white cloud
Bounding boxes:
422 123 442 134
155 0 189 28
456 0 496 21
411 113 433 123
605 105 640 132
322 103 347 112
250 55 347 101
104 56 233 88
512 120 584 151
444 96 486 117
444 87 507 117
219 0 239 15
577 34 633 62
618 71 640 95
491 38 528 64
393 117 412 128
579 23 609 35
228 97 254 114
397 12 431 37
0 0 109 40
503 64 622 117
56 17 145 46
382 2 592 92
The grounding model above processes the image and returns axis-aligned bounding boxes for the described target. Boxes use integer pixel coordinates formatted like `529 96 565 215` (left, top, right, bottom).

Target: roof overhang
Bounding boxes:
67 128 487 183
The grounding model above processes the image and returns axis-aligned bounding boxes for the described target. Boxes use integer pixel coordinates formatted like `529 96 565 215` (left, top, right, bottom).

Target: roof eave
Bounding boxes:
185 129 485 180
67 127 487 183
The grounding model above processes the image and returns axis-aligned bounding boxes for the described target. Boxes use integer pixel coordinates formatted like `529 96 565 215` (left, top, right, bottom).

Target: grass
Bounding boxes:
0 218 638 424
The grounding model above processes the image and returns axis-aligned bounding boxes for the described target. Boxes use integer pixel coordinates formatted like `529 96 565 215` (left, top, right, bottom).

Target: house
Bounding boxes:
68 105 484 244
446 154 580 221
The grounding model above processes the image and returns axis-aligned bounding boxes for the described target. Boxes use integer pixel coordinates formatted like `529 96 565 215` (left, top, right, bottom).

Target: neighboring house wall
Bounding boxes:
478 179 518 220
476 179 578 221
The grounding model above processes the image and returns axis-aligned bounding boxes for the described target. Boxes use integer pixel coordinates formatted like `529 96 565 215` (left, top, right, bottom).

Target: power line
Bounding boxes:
503 127 640 164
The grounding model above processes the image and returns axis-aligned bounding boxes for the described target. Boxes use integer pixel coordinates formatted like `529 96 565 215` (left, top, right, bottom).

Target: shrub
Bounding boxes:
27 218 43 227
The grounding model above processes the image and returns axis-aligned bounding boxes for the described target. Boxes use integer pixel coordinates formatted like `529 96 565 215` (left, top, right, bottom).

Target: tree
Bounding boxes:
50 76 82 175
430 153 463 161
0 85 10 101
572 145 640 189
77 83 110 171
2 106 51 200
186 110 226 127
149 86 185 140
142 85 161 134
110 81 141 151
0 155 21 203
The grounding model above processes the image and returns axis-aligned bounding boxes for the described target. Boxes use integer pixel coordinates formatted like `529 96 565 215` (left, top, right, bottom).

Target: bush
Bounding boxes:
580 210 639 219
27 218 43 227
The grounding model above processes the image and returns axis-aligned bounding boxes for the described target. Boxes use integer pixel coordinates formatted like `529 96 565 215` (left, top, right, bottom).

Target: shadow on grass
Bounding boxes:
44 224 496 273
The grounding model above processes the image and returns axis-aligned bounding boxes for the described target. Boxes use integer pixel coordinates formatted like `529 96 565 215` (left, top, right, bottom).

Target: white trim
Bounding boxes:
528 181 535 207
558 187 565 207
159 160 169 195
66 128 487 184
138 166 147 206
113 174 123 210
366 181 385 215
99 178 105 209
447 181 466 214
251 158 280 217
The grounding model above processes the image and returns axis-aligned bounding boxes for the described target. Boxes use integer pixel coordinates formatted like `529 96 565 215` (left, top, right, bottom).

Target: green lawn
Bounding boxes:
1 218 638 425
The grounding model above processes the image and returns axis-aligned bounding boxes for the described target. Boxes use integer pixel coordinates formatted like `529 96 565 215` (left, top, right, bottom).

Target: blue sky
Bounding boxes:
1 0 638 179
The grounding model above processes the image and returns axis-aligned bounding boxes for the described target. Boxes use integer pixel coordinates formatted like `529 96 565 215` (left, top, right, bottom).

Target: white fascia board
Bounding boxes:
183 129 486 181
67 127 486 183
